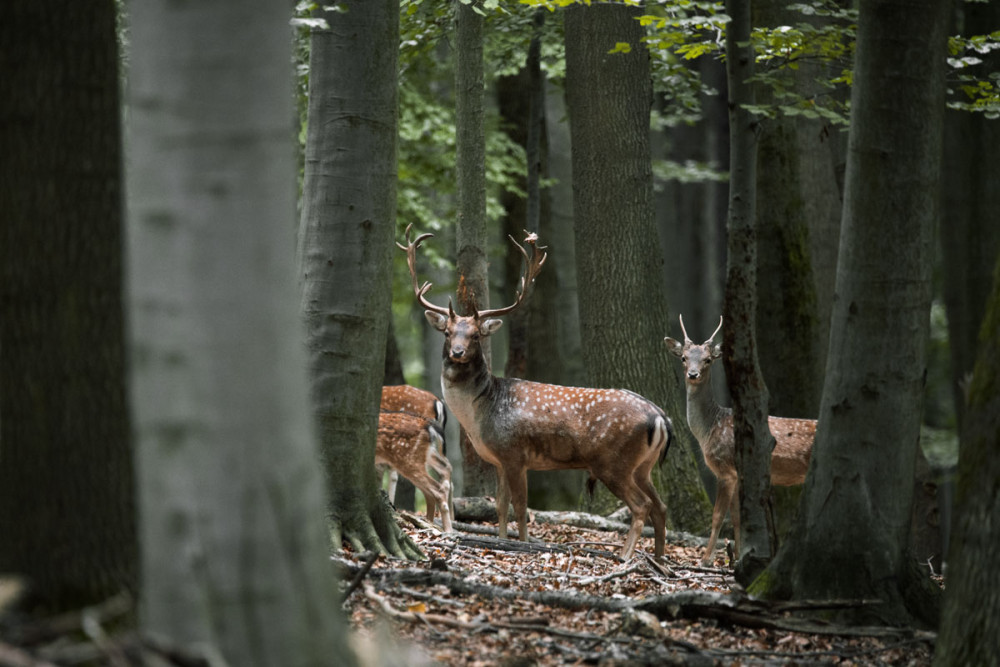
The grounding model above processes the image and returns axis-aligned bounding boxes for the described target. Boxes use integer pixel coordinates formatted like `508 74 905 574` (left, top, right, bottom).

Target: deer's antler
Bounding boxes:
678 314 723 345
706 316 723 344
678 314 692 344
478 231 548 319
397 224 452 317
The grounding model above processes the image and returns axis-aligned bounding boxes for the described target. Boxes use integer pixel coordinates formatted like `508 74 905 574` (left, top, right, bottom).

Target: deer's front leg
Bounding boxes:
495 465 511 540
729 482 741 560
501 467 530 543
705 475 737 566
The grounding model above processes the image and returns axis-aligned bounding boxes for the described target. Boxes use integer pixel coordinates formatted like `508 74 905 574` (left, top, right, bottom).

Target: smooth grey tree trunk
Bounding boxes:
298 0 418 560
454 0 496 497
0 1 136 612
752 0 949 627
564 3 712 534
721 0 776 584
126 0 350 663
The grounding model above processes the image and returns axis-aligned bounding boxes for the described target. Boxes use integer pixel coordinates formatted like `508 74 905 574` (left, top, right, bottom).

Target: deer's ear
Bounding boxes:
479 318 504 336
663 336 684 359
710 343 722 359
425 310 449 332
663 337 684 358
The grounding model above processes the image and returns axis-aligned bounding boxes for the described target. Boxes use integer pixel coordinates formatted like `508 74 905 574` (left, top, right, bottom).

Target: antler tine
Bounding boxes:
397 224 451 316
678 314 692 344
706 316 723 345
478 231 548 319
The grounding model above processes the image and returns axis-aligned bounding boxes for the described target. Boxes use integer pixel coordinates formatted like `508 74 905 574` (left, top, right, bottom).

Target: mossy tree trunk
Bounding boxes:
750 0 949 627
934 255 1000 664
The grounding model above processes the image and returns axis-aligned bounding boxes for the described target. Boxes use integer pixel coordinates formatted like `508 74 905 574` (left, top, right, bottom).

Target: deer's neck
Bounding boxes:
440 351 496 445
684 376 730 446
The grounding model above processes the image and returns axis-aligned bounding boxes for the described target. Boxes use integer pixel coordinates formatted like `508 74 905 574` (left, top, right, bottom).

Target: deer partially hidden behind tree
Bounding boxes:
664 315 815 566
381 384 447 430
376 410 453 533
399 225 673 559
377 385 450 524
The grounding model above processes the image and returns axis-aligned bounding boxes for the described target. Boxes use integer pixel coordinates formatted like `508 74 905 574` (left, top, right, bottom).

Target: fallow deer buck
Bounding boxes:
399 225 673 559
664 315 816 566
376 410 453 533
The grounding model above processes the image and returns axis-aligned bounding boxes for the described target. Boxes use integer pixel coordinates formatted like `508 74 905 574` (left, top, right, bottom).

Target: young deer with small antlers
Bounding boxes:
665 316 815 566
398 225 673 559
376 410 453 533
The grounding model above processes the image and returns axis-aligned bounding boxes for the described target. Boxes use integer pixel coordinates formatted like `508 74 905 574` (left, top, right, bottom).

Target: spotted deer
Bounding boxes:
398 225 673 559
664 315 815 566
379 385 448 502
381 385 447 429
376 410 453 532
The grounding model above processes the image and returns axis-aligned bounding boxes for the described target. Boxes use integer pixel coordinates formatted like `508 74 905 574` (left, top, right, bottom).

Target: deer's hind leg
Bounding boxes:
634 461 667 558
601 474 653 560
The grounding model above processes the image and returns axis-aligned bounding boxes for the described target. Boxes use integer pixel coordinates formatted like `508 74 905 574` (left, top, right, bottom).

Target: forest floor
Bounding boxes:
340 507 938 666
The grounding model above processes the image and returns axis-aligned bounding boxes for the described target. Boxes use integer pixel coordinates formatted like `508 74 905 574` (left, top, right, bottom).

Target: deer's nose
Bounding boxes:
451 345 466 359
687 370 700 380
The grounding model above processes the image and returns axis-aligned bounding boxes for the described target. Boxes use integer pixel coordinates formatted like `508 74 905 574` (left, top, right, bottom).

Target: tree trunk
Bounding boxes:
298 0 418 560
126 0 350 662
0 1 136 613
939 1 1000 432
751 0 841 560
564 3 712 533
546 77 585 388
498 12 584 510
721 0 776 585
751 0 949 628
454 0 496 497
934 255 1000 664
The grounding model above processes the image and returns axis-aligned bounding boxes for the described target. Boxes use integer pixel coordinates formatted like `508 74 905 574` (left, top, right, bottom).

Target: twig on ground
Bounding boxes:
342 551 381 601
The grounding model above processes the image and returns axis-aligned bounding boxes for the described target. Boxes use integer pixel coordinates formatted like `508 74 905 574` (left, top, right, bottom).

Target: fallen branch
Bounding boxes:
341 551 380 600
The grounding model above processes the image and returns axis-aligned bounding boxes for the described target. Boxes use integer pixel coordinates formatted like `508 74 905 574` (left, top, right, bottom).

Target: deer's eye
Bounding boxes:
681 356 688 362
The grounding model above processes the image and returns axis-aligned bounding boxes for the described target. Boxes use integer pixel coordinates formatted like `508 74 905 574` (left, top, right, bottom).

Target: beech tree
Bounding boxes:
298 0 418 558
751 0 949 626
934 255 1000 664
453 0 496 497
127 0 351 661
720 0 776 584
564 3 712 533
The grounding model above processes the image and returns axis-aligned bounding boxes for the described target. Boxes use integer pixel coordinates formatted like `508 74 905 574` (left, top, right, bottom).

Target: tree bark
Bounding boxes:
720 0 777 584
545 77 585 388
751 0 949 627
126 0 350 662
564 3 712 533
298 0 418 560
939 1 1000 432
454 0 496 497
934 255 1000 664
0 1 136 613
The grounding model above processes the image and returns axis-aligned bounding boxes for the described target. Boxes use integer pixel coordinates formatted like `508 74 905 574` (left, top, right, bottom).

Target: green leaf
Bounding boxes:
608 41 632 54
